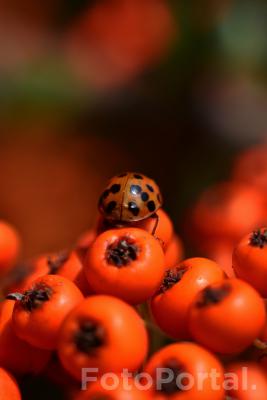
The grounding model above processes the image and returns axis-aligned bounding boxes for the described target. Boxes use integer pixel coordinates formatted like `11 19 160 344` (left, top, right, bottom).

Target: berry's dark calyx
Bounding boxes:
250 229 267 249
106 237 139 267
158 266 189 293
197 283 231 308
6 284 53 311
47 251 70 274
159 358 185 394
75 321 105 354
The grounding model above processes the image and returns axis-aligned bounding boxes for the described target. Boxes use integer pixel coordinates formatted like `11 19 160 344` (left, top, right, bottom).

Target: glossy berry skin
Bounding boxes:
0 300 51 375
151 258 225 339
10 274 84 350
85 227 165 304
226 362 267 400
189 279 266 355
58 295 148 381
144 342 225 400
0 368 21 400
233 228 267 297
98 172 162 222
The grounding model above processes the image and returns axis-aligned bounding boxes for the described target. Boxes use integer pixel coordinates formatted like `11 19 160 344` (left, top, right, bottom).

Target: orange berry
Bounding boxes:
190 182 266 241
0 300 51 375
189 279 266 354
144 342 225 400
58 295 148 380
0 367 21 400
151 257 225 339
233 228 267 297
9 274 83 350
85 227 165 304
226 362 267 400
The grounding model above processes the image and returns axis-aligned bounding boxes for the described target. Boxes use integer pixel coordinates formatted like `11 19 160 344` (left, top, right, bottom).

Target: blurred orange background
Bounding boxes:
1 0 267 260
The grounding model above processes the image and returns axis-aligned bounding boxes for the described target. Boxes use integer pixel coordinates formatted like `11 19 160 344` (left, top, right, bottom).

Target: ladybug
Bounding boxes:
98 172 163 232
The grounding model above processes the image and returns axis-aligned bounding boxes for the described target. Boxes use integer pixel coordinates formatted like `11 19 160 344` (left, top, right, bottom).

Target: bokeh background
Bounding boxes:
1 0 267 257
2 1 267 398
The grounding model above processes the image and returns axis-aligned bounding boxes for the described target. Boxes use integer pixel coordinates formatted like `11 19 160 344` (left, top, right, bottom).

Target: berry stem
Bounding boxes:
6 284 52 311
6 293 24 301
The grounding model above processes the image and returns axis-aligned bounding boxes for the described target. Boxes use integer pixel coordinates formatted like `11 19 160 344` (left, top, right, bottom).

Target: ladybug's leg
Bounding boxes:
151 213 165 248
151 213 159 236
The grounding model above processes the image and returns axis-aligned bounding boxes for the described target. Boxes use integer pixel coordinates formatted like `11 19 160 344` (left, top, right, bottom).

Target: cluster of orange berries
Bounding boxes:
189 145 267 278
0 165 267 399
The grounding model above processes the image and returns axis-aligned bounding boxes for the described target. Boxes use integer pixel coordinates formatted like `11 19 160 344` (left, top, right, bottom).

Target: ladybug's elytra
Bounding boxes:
98 172 163 225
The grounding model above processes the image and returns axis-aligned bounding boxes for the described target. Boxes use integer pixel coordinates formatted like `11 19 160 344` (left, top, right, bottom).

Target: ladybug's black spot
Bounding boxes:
117 173 127 177
128 201 140 216
146 184 154 192
98 189 110 209
141 192 149 202
98 189 109 209
147 200 156 212
102 189 110 199
110 184 121 194
105 201 117 214
130 184 142 195
133 174 143 179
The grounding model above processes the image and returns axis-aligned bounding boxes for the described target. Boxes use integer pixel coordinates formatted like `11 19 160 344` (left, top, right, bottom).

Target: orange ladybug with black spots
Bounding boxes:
98 172 163 223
